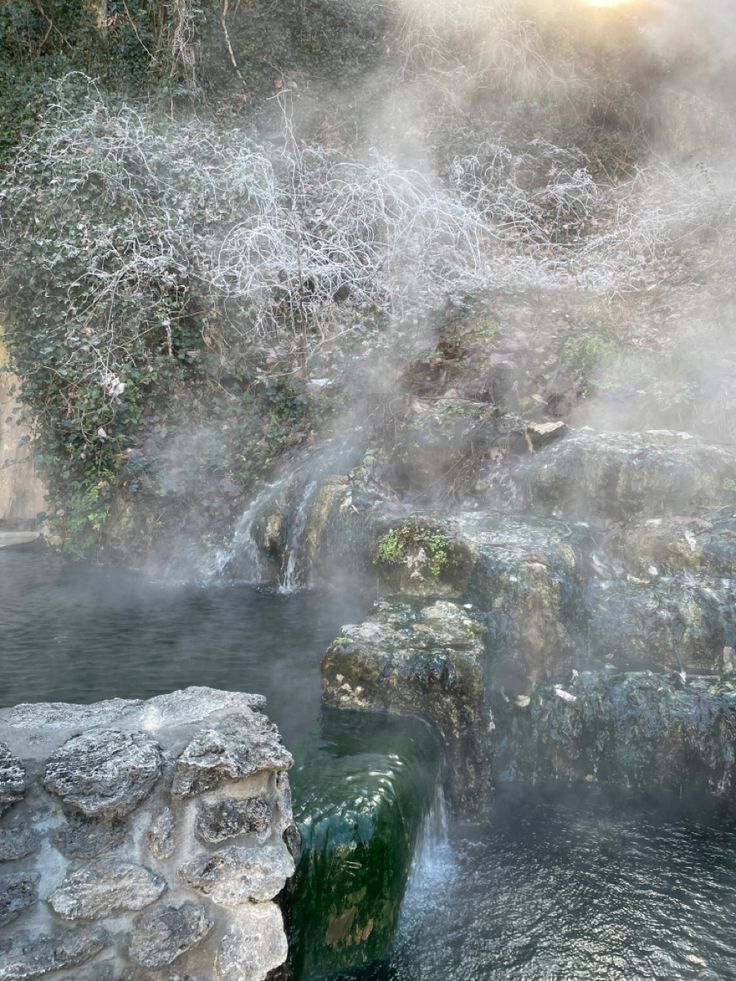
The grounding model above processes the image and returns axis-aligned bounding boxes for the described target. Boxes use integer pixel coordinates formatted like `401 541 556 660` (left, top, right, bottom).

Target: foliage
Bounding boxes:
376 525 454 578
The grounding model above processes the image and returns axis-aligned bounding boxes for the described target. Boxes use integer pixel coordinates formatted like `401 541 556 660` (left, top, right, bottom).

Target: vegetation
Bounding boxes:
1 0 734 555
376 525 455 579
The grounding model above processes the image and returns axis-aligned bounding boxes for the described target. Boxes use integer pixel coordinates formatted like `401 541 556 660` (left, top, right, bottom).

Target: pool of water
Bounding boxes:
0 545 369 747
4 546 736 980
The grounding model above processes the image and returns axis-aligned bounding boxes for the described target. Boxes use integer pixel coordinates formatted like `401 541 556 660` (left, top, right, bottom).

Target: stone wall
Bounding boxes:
0 328 45 523
0 687 296 981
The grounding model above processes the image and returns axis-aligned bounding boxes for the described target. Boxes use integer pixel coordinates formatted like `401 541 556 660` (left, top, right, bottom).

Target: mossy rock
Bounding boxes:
322 600 491 813
286 710 439 979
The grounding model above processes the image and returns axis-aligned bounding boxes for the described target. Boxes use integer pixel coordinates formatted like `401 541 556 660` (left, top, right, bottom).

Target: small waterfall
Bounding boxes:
405 782 451 892
207 478 288 581
279 480 318 593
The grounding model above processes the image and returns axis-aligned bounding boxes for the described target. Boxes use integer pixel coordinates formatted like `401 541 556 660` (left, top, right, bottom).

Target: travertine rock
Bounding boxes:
0 688 294 980
0 827 38 862
173 715 292 799
44 729 162 818
128 900 213 968
52 813 128 859
0 925 109 980
147 806 177 860
215 903 288 981
178 844 294 906
49 861 166 920
196 796 273 844
0 872 39 927
0 742 25 813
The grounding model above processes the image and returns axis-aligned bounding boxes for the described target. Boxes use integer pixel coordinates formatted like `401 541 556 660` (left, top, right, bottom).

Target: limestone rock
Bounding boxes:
49 861 166 920
0 872 39 927
44 729 162 818
494 672 736 798
0 925 109 980
512 428 736 520
128 900 213 968
0 827 38 862
322 600 491 813
215 903 288 981
52 813 128 859
586 576 736 675
0 742 25 813
172 714 292 799
178 844 294 906
196 796 273 844
147 806 177 860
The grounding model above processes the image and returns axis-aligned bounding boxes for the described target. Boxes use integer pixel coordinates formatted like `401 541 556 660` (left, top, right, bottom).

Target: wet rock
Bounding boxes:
178 844 294 906
44 729 162 818
322 600 491 813
0 742 25 813
288 711 439 978
0 925 109 980
49 861 166 920
460 512 581 687
586 576 736 674
494 672 736 798
52 813 128 859
147 806 177 860
0 872 39 927
607 512 736 580
0 827 38 862
512 428 736 520
172 714 292 799
215 902 288 981
196 796 273 844
128 900 213 968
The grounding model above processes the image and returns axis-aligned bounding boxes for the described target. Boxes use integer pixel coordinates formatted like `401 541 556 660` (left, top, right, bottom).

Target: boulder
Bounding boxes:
0 827 38 863
216 902 288 981
178 844 294 906
0 926 109 980
0 742 24 813
494 672 736 798
196 795 273 845
512 429 736 520
322 599 490 811
586 576 736 674
0 872 39 928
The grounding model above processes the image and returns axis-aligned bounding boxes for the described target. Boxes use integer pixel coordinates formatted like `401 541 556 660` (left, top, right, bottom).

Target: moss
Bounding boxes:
375 525 455 578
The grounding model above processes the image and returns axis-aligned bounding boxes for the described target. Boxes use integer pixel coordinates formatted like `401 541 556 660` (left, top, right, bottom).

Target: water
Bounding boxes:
364 787 736 981
0 545 368 747
4 547 736 980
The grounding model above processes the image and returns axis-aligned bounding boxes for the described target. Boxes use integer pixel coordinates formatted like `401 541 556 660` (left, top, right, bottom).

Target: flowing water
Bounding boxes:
3 546 736 980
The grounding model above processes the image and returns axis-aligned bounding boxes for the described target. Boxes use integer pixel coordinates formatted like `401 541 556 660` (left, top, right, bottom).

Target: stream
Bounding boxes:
3 546 736 979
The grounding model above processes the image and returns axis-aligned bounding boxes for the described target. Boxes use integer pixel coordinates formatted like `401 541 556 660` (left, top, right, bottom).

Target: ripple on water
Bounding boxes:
379 788 736 981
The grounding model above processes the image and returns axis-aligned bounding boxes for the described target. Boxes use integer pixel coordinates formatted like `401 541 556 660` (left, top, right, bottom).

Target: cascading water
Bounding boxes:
206 477 289 581
279 479 319 593
403 782 452 895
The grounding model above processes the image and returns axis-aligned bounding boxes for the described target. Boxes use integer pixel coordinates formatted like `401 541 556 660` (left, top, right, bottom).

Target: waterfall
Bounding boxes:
405 782 452 892
279 480 318 593
206 478 288 581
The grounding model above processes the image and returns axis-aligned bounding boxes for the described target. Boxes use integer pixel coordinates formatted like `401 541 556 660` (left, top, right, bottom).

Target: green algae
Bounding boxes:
286 710 440 979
